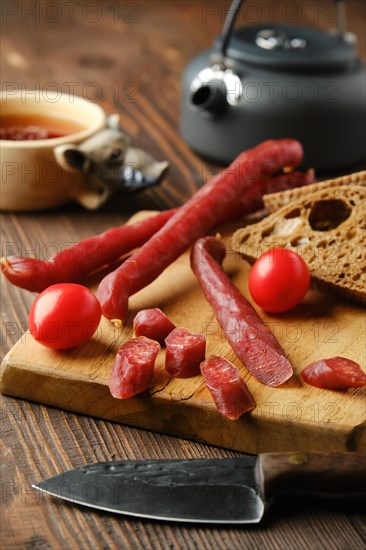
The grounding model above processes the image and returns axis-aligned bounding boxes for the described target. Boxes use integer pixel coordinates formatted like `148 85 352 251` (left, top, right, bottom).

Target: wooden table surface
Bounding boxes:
1 2 365 548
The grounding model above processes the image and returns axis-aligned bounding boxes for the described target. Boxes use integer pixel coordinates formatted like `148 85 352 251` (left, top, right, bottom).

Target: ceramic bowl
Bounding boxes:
0 91 107 211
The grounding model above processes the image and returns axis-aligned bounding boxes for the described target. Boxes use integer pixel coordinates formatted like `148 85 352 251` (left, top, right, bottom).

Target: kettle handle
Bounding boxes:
218 0 347 59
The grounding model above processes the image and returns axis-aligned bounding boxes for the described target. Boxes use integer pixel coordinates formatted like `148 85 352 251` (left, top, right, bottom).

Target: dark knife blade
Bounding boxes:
33 457 263 523
32 452 366 524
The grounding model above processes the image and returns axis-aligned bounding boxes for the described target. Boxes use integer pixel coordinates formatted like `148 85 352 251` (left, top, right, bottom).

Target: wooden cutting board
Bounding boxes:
1 212 365 453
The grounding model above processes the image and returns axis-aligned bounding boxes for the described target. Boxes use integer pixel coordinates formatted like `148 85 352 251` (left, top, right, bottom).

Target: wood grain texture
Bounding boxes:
1 2 366 549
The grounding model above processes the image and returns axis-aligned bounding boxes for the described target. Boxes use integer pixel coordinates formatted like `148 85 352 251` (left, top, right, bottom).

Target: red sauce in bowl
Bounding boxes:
0 114 86 141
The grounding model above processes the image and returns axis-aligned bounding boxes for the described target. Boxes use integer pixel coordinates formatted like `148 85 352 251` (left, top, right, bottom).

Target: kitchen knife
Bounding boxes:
32 452 366 524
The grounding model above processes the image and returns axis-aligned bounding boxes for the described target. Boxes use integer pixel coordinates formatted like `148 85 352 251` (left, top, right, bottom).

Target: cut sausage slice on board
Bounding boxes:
133 308 175 345
200 355 255 420
165 328 206 378
109 337 161 399
301 357 366 390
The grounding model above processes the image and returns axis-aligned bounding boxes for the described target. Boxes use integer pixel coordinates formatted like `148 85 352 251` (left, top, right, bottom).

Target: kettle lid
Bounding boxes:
214 24 359 72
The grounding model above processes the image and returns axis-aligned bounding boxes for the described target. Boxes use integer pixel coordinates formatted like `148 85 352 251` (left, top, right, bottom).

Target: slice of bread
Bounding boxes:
232 185 366 306
264 170 366 213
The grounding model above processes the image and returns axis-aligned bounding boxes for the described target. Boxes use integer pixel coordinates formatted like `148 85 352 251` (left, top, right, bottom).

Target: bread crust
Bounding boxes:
263 170 366 213
232 185 366 306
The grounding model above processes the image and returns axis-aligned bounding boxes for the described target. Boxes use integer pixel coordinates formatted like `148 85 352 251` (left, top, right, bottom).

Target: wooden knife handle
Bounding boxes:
256 452 366 501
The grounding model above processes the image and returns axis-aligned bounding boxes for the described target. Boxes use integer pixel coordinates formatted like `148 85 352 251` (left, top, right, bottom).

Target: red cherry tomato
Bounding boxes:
248 248 310 313
28 283 102 349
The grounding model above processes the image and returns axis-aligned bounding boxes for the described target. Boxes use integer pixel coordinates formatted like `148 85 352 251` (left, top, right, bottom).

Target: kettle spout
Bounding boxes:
191 80 228 114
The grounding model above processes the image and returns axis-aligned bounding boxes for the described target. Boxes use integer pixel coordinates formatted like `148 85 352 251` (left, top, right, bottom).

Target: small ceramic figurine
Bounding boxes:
54 114 169 209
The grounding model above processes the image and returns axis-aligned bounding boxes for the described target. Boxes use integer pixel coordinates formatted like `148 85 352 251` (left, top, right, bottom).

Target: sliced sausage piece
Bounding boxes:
191 237 293 387
200 356 255 419
133 308 175 345
165 328 206 378
109 337 160 399
301 356 366 390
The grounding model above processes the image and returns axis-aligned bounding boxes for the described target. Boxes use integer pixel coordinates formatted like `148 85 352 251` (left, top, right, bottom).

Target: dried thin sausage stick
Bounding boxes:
98 139 304 321
1 169 312 293
191 237 293 387
301 357 366 390
218 168 315 223
200 356 255 419
0 209 175 292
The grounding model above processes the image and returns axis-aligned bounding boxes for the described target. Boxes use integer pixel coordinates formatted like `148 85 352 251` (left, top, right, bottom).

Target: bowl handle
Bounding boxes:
54 143 106 210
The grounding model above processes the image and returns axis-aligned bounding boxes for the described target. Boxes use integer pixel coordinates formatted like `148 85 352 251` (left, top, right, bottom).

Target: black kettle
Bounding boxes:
180 0 366 172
